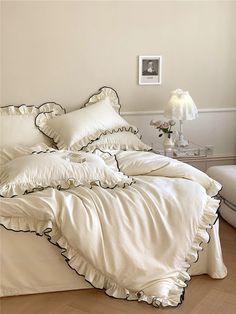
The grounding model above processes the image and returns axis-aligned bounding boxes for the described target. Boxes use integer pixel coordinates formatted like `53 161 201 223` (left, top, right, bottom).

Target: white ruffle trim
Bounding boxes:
84 86 121 113
207 179 222 197
0 176 134 198
83 142 152 152
35 110 139 151
0 102 65 116
0 148 134 198
0 195 220 307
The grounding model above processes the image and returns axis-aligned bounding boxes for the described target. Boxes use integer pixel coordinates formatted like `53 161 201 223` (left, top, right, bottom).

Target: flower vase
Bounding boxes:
162 134 174 155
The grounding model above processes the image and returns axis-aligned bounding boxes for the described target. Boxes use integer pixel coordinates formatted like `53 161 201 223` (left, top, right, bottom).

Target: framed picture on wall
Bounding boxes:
139 55 162 85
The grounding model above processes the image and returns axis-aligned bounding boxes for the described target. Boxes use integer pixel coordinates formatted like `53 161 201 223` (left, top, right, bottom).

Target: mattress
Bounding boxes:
0 219 227 297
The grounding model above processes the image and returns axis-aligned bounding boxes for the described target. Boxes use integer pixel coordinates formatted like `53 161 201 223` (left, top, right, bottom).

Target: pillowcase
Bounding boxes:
0 150 133 198
35 97 138 151
83 86 121 113
0 143 54 165
82 131 152 152
0 103 65 148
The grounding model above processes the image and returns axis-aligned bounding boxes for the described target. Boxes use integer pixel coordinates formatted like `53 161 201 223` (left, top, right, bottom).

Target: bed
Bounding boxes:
0 87 227 308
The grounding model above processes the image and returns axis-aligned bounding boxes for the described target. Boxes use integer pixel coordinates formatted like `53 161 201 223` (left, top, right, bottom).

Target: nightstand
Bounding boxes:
176 155 236 172
152 142 236 172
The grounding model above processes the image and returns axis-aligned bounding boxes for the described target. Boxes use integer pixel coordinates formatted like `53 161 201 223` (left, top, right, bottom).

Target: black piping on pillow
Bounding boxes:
83 86 121 114
34 87 142 151
0 102 66 148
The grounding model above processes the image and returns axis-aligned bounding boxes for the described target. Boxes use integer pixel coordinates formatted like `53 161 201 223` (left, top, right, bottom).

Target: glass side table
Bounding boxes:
152 142 208 158
173 142 207 157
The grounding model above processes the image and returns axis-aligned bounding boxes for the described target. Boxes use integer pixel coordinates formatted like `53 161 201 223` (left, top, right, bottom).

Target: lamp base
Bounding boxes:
176 120 189 147
175 138 189 147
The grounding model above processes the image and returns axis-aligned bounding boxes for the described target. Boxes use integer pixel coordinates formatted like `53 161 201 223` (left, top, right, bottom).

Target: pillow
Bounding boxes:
0 103 65 148
81 87 150 152
0 150 133 197
83 131 152 152
35 97 138 151
0 143 54 165
84 86 121 113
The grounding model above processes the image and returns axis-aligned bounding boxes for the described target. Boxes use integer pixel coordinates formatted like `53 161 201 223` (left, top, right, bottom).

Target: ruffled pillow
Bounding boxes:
82 131 151 152
35 97 138 151
0 150 133 198
0 103 65 148
0 143 54 165
83 86 121 113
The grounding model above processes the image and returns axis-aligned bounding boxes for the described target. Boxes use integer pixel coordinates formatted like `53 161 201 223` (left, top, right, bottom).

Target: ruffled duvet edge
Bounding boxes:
0 194 221 308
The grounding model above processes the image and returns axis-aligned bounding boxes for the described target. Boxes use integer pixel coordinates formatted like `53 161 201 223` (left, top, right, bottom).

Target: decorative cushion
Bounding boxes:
0 150 133 198
0 103 65 148
0 143 53 165
35 97 138 151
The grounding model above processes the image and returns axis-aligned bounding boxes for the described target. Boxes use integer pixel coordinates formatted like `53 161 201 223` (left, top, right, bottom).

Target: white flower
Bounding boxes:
154 120 162 128
150 120 163 128
169 120 176 126
161 122 169 129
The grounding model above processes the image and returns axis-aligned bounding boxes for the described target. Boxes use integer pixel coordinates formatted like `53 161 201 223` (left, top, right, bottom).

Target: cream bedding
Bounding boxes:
0 150 132 197
0 149 226 307
0 217 226 297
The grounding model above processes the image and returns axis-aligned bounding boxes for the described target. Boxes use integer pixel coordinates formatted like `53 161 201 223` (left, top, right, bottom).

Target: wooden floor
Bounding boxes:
1 219 236 314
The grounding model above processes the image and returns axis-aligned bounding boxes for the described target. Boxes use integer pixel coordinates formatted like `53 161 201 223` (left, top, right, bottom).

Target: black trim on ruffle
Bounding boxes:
0 149 136 198
31 149 57 154
0 102 66 147
0 102 66 113
177 190 222 306
83 86 121 114
0 179 135 199
0 195 221 308
34 86 143 151
34 110 64 140
78 126 139 152
35 111 141 152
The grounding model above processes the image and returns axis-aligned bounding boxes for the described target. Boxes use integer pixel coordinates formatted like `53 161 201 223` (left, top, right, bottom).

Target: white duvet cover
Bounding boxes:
0 149 225 307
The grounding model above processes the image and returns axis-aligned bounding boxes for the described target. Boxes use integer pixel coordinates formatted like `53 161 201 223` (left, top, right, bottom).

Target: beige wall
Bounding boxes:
1 0 236 111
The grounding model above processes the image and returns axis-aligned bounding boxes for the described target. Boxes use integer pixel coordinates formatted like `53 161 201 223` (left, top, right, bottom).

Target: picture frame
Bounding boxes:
139 55 162 85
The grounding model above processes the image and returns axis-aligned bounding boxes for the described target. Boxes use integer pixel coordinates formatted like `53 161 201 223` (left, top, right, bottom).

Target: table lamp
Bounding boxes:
164 89 198 147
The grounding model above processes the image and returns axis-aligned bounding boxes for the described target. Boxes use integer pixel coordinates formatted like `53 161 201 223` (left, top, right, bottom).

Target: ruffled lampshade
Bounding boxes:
164 89 198 147
165 89 198 121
